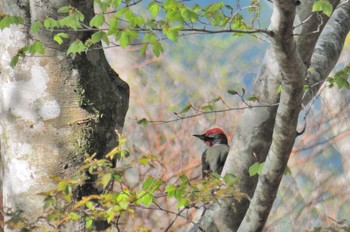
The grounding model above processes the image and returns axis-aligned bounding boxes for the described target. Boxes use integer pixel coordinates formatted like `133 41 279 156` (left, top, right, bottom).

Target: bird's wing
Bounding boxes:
205 145 230 175
218 145 230 174
201 150 210 178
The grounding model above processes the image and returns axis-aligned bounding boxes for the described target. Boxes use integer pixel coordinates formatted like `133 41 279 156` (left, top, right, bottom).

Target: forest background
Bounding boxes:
106 1 350 230
0 0 349 231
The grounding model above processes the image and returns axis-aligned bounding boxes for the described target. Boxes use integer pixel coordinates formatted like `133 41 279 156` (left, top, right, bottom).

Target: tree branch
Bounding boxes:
188 1 349 231
295 0 336 65
143 103 279 125
237 0 307 230
303 0 350 104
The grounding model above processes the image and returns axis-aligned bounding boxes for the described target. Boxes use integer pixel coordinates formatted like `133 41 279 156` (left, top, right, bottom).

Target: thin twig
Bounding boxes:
139 103 279 125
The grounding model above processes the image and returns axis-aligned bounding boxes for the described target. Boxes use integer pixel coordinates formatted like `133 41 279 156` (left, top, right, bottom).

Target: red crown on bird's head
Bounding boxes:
204 128 226 136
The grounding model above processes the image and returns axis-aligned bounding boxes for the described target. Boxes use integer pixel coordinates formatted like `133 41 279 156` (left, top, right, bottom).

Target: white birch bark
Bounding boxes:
0 1 129 231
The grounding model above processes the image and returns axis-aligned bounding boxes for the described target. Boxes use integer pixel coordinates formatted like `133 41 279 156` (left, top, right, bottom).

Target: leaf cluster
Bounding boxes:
3 0 265 68
4 133 244 231
2 0 335 69
327 65 350 89
312 0 333 17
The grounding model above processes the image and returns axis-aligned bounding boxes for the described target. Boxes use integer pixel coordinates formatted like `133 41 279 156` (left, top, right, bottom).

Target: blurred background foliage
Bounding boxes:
103 2 350 230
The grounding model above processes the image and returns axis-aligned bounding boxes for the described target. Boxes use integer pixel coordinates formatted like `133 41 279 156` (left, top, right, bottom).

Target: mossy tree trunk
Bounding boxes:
0 0 129 231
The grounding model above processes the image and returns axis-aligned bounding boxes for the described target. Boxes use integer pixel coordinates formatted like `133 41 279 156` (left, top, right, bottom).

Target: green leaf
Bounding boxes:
124 8 136 22
48 213 59 221
330 65 350 89
303 84 310 92
277 85 282 93
106 211 115 223
90 14 105 27
227 89 238 95
66 183 72 195
113 173 122 182
59 15 82 30
180 8 198 23
101 173 112 189
119 198 129 210
137 118 148 125
139 43 148 55
10 55 20 68
26 41 45 55
142 176 154 191
112 0 122 9
322 3 333 17
0 15 24 29
201 104 214 111
108 17 119 30
151 42 163 57
68 212 81 221
91 31 109 44
139 157 150 165
85 201 95 210
180 174 189 183
165 184 176 198
284 166 292 175
246 95 258 102
117 149 130 159
133 16 144 27
312 1 325 13
85 217 94 228
44 18 59 29
174 189 183 200
192 4 202 13
57 181 68 191
176 198 189 209
210 172 221 179
58 6 70 13
120 31 130 48
149 2 161 18
31 21 42 33
207 2 225 12
223 173 237 187
142 193 153 206
312 0 333 17
163 27 179 41
179 103 192 114
97 1 109 12
231 14 245 30
249 162 265 177
210 96 221 103
74 9 85 21
67 40 87 55
43 197 55 209
54 33 69 45
150 179 162 193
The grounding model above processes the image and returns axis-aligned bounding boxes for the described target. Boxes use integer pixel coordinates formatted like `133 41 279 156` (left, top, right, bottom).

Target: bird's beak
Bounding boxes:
193 134 206 140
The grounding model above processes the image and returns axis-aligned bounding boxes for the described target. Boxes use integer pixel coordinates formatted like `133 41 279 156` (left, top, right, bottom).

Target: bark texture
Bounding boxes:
197 0 349 231
0 0 129 231
237 0 306 230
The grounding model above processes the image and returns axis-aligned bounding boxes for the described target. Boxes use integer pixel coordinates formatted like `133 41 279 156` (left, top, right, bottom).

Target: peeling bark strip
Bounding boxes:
0 0 129 231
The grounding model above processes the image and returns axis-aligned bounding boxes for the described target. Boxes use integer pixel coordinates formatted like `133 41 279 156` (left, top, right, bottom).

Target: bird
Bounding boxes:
193 128 230 178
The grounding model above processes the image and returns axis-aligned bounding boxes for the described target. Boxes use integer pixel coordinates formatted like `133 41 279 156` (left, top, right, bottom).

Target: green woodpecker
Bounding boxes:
193 128 229 178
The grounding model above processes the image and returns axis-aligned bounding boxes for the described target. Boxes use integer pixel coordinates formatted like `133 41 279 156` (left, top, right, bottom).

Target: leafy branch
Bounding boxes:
1 0 272 67
3 133 245 231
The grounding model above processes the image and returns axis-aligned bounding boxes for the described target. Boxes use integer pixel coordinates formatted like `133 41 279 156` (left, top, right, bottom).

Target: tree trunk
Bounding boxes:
0 0 129 231
196 0 350 231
